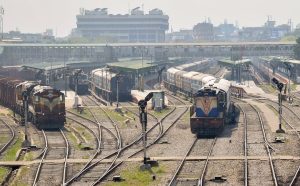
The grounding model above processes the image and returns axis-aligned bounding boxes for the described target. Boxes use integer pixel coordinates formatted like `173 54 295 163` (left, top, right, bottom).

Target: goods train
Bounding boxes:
0 76 66 129
69 71 89 95
90 68 134 103
163 61 234 136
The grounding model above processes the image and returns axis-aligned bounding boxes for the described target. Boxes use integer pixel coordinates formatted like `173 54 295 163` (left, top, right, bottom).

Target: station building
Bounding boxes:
76 7 169 43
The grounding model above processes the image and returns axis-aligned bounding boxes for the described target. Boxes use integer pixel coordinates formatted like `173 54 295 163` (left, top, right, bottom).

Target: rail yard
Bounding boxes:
0 55 299 186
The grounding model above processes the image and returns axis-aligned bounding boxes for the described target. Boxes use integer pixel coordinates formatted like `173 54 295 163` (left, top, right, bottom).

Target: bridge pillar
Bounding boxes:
231 67 235 80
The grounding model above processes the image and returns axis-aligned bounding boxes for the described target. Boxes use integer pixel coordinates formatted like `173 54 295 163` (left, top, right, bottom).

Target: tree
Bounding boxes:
294 37 300 60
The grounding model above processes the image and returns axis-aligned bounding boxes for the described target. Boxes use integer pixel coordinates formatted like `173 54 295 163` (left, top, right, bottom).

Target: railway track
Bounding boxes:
238 102 278 186
168 138 216 186
0 116 15 156
65 95 122 185
33 129 69 186
257 99 300 185
64 90 189 185
165 92 189 106
85 95 188 184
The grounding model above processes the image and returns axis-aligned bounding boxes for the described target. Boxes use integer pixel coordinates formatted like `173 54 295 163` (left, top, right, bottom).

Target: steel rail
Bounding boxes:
88 103 187 184
32 130 48 186
66 95 121 185
261 101 300 186
197 138 217 186
250 103 278 186
237 104 248 186
0 117 15 155
168 137 198 186
60 129 69 185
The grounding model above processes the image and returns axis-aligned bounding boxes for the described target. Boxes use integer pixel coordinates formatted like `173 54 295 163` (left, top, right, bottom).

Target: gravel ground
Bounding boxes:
274 160 300 186
257 100 300 157
248 160 274 185
205 160 244 186
134 107 192 158
211 121 244 157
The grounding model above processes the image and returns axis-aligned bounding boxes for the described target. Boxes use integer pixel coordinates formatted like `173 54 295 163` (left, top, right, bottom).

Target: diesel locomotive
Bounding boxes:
0 76 66 129
190 78 233 136
163 61 234 137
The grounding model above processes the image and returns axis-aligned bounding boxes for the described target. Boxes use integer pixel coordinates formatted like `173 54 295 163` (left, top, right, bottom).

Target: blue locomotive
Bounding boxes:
190 78 233 137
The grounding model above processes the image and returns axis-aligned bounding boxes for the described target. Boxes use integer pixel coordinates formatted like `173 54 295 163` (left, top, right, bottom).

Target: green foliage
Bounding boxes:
104 165 166 186
280 35 298 42
149 107 173 119
2 136 23 161
0 167 9 183
24 152 34 161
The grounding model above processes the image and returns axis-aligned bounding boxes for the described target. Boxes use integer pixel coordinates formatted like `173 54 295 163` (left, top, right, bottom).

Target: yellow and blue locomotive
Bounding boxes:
190 78 233 137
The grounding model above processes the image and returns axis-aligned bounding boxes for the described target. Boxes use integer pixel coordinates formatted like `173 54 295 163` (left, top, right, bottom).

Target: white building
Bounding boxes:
76 7 169 43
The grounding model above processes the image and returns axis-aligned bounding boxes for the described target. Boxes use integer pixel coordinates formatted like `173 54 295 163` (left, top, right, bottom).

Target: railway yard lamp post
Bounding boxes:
116 74 120 109
138 92 153 170
64 47 68 97
22 91 31 147
284 62 293 104
272 78 285 133
74 69 82 108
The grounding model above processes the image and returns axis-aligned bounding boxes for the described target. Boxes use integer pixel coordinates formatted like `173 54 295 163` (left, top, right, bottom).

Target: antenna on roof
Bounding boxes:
128 1 130 14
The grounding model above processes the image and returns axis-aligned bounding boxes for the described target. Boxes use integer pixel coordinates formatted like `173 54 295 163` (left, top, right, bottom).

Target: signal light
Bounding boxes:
272 78 284 92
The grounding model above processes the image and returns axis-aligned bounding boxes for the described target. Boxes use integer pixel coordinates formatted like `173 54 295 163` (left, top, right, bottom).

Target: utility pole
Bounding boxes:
22 91 30 147
74 69 82 108
64 47 68 97
284 62 293 103
141 46 144 92
116 75 120 109
0 6 4 41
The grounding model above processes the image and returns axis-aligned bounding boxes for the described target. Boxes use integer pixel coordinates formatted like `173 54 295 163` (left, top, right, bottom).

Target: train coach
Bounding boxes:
190 78 234 137
0 76 66 129
164 68 215 97
69 71 89 95
90 68 134 103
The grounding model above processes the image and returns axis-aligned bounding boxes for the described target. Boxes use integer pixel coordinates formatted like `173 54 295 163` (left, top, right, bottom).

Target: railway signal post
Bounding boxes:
272 78 285 133
22 91 31 147
138 92 153 170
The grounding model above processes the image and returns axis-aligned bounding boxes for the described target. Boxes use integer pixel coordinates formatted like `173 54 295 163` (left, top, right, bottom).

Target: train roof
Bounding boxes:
203 78 231 92
91 68 117 78
183 71 200 78
167 67 181 74
191 73 208 81
32 85 61 94
202 76 216 84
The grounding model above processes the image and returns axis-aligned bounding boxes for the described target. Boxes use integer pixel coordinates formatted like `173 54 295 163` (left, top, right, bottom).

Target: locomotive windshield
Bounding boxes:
195 96 218 117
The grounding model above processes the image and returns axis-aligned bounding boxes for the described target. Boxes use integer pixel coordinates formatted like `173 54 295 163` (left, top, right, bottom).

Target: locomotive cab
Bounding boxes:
217 91 227 111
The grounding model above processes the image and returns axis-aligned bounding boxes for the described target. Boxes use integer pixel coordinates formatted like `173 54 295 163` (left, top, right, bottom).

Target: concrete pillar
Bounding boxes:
231 67 235 80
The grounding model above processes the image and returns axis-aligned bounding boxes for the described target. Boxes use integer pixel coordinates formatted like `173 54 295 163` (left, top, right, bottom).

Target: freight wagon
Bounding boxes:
0 76 66 129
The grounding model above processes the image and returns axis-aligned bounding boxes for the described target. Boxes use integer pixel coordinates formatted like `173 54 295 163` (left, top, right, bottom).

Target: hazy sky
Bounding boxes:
0 0 299 37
